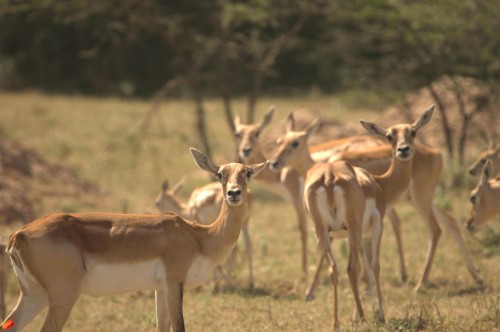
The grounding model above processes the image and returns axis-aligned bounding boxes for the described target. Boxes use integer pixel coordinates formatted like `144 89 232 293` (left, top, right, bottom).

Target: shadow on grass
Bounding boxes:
479 228 500 257
386 315 426 332
211 285 271 297
446 284 486 297
211 281 304 301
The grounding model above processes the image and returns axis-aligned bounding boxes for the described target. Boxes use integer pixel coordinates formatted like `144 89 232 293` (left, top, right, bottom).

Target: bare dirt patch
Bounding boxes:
0 137 101 224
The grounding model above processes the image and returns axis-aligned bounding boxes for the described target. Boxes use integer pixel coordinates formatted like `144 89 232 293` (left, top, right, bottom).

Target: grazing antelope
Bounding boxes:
2 148 267 332
468 143 500 176
233 106 384 279
467 159 500 232
155 178 254 289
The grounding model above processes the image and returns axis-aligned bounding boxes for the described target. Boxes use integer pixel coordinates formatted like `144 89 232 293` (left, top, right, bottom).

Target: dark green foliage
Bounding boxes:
0 0 499 97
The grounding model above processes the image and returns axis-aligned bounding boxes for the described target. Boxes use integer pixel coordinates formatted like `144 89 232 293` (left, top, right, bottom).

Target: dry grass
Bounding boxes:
0 91 499 331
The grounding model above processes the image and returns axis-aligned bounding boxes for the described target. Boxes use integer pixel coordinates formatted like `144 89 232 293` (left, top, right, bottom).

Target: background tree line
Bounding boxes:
2 0 499 97
1 0 499 160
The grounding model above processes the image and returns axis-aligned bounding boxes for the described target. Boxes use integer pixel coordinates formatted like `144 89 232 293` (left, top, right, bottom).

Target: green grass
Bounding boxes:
0 91 499 331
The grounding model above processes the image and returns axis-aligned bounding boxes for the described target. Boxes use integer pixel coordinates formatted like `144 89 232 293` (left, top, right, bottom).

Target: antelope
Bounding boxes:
308 122 484 291
233 106 384 279
155 179 222 225
322 131 483 291
467 159 500 232
468 143 500 176
155 178 254 289
270 109 434 328
2 148 267 332
236 106 482 291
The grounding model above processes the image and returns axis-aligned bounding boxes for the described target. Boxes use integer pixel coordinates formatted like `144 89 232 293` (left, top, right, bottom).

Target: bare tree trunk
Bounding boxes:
452 79 469 166
427 85 454 158
217 18 235 135
138 78 180 137
148 19 213 160
194 92 212 159
246 11 312 123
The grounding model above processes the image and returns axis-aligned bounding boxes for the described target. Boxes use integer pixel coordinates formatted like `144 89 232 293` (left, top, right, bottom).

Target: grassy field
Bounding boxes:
0 91 499 331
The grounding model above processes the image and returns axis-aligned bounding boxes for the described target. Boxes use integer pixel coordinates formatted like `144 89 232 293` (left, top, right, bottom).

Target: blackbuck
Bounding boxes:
2 148 267 332
467 159 500 232
468 143 500 176
235 106 482 292
233 106 384 280
324 130 483 291
269 108 434 329
155 178 254 289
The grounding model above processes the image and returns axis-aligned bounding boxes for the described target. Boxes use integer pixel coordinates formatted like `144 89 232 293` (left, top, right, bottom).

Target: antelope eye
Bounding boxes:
481 159 486 164
410 130 416 138
234 131 241 138
292 140 300 148
245 170 252 180
470 195 476 204
254 131 260 138
386 135 393 142
217 172 223 181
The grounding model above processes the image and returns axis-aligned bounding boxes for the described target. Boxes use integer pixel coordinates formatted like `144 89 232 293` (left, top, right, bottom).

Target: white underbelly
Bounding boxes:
185 256 215 289
81 258 164 297
311 149 336 163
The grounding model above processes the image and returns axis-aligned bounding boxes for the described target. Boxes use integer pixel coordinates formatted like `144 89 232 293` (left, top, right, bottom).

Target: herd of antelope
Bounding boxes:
0 105 499 331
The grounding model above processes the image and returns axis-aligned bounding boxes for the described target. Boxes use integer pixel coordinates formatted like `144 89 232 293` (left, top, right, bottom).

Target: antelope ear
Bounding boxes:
285 113 295 132
258 105 275 131
481 159 494 186
190 148 219 176
161 179 169 191
305 118 321 139
234 114 242 127
360 119 387 138
412 105 435 131
249 161 269 178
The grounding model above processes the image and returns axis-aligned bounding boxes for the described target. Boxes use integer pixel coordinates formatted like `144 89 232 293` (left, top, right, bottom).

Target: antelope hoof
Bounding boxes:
377 310 385 323
305 290 315 302
474 274 484 287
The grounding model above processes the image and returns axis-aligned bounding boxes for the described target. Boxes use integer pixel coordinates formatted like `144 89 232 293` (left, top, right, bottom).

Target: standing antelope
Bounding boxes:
236 106 482 291
269 108 434 329
467 159 500 232
309 121 483 291
155 178 254 289
233 106 382 279
2 148 267 332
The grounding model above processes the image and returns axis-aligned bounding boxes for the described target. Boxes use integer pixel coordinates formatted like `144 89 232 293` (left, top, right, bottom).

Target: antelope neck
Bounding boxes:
204 199 248 261
374 154 413 207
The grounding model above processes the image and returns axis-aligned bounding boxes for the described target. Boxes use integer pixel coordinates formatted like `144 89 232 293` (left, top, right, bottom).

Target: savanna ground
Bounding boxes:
0 91 499 331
